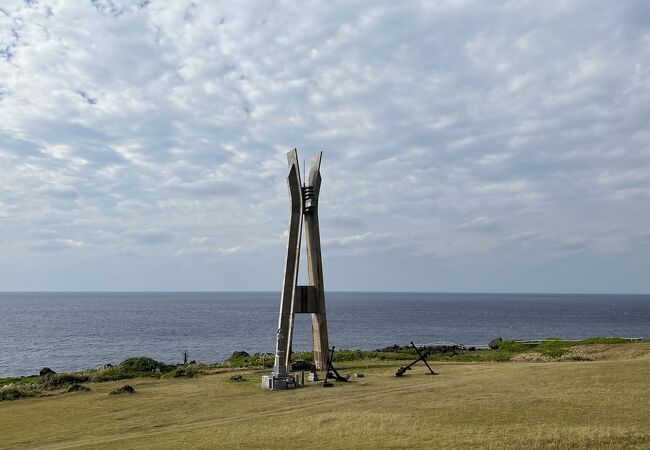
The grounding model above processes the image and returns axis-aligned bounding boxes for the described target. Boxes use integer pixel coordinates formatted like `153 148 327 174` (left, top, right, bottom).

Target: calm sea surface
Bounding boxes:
1 292 648 377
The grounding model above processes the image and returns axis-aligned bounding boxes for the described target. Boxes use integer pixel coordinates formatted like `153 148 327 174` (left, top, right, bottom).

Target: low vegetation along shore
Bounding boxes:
1 338 649 448
1 337 639 401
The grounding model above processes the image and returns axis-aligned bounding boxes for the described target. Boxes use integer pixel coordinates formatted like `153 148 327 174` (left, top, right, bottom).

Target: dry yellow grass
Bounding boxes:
570 343 650 361
510 352 554 362
1 343 649 449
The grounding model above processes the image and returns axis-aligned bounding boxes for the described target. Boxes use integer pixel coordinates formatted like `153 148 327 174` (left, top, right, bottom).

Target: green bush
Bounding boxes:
225 355 261 368
88 357 172 382
495 341 529 353
118 357 169 373
39 372 90 389
222 353 275 369
535 339 572 357
0 383 41 401
90 367 135 382
166 364 206 379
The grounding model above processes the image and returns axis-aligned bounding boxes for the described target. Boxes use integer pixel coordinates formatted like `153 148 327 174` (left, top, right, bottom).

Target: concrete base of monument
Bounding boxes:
261 373 300 390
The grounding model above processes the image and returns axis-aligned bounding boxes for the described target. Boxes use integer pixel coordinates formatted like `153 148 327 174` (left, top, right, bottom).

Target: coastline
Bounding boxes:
2 291 649 378
2 337 647 397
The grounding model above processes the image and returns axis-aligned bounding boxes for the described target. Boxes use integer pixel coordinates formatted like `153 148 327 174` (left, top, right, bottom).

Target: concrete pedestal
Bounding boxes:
262 373 299 390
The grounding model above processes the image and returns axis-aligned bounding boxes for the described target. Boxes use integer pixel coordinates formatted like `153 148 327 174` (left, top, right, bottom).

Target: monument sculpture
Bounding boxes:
262 149 329 390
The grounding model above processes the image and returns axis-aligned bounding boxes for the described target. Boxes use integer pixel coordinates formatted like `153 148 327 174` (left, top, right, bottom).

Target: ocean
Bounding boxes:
1 292 648 378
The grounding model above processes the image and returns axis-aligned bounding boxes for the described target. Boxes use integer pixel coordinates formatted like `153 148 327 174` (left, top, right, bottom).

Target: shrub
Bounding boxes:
224 353 274 368
0 383 40 401
39 373 90 390
535 339 573 357
88 357 171 382
172 365 203 378
118 357 168 373
89 367 134 382
496 341 529 353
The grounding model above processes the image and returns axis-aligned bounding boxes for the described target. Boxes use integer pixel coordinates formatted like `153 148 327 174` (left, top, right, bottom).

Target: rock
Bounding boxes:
103 363 113 368
110 385 136 395
488 337 503 349
290 360 313 371
230 375 244 382
188 360 197 365
231 351 250 358
174 368 194 378
67 383 91 393
39 367 56 376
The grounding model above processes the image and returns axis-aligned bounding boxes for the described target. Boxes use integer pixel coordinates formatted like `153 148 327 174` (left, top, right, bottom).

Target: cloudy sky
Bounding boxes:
1 0 649 293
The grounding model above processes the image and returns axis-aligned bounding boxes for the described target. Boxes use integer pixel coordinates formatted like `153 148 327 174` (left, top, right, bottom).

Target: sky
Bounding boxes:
0 0 649 293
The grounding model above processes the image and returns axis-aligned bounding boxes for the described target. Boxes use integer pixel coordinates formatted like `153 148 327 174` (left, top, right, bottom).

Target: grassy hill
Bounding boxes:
1 342 649 449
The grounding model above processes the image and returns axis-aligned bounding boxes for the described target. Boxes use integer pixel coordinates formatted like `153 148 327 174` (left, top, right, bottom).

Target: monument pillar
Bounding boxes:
303 152 328 370
263 149 330 390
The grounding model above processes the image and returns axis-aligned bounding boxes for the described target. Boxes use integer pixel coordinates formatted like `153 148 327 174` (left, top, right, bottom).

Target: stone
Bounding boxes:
489 337 503 349
231 351 250 358
39 367 56 376
290 360 313 371
67 383 91 393
110 385 135 395
230 375 244 382
174 368 194 378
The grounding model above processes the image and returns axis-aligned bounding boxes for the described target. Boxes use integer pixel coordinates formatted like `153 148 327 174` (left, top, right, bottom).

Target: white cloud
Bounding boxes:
0 0 649 291
125 229 173 245
458 216 501 232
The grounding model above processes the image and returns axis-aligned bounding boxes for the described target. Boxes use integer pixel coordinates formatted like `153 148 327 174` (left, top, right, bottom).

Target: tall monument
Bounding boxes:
262 149 329 390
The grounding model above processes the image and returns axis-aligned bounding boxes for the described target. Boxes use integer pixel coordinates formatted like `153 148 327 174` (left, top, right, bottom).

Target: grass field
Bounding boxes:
1 343 649 449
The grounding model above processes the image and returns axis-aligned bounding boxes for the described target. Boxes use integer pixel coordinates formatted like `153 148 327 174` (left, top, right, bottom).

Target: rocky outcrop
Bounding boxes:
67 384 91 393
174 367 195 378
488 337 503 349
39 367 56 376
109 385 135 395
